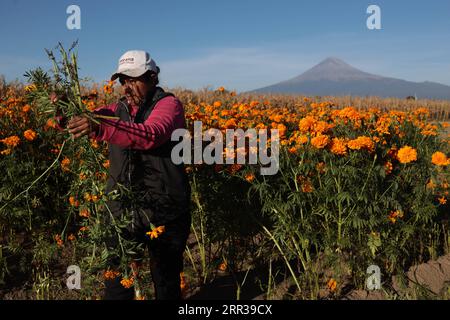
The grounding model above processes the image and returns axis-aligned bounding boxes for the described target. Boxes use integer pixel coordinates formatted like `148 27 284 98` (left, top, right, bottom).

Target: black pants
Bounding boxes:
103 210 191 300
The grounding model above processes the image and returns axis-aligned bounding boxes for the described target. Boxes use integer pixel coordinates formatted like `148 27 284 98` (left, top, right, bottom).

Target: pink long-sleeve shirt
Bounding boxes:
90 96 186 150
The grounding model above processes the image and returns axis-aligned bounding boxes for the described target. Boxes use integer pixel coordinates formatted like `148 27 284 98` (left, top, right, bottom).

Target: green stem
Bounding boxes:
0 139 68 212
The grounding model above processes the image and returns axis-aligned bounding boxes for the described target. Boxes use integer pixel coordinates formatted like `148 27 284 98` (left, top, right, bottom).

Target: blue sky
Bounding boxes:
0 0 449 91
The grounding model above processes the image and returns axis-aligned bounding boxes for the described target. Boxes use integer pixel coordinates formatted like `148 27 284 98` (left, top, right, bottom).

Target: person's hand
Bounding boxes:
67 115 97 139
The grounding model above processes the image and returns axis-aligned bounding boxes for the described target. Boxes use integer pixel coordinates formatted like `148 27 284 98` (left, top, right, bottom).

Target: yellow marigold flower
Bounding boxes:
397 146 417 164
311 135 329 149
438 197 447 205
1 135 20 148
330 137 347 156
431 151 449 166
24 84 37 92
120 277 134 289
146 225 166 240
327 278 337 292
84 193 92 202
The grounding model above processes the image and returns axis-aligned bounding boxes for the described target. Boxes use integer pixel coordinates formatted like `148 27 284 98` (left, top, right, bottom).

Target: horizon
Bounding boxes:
1 0 449 92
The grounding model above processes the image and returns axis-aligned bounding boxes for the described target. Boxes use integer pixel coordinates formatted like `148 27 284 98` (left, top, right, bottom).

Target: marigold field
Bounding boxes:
0 57 449 299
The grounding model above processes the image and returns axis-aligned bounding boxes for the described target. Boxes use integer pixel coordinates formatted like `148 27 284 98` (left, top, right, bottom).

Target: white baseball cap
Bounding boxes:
111 50 158 81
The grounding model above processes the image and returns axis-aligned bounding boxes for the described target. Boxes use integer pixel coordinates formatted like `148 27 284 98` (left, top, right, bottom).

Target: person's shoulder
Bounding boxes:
158 94 183 108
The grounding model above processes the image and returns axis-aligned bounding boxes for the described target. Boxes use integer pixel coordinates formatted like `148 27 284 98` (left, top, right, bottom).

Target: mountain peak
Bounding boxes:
319 57 349 66
289 57 383 82
252 57 450 100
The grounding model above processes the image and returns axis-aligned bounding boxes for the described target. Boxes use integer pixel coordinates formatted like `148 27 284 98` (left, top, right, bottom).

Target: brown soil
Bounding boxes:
345 253 450 300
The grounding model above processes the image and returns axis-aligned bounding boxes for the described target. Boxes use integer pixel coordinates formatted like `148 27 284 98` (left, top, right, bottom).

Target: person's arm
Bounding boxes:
91 96 185 150
67 102 118 139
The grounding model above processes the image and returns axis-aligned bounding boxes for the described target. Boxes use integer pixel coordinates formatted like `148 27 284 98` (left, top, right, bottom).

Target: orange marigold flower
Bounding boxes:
46 118 58 129
69 196 80 207
330 138 347 156
431 151 449 166
327 278 337 292
426 179 436 190
217 86 225 92
22 105 31 113
316 162 326 174
299 116 317 133
61 157 71 172
1 135 20 148
54 234 64 247
397 146 417 164
120 277 134 289
218 262 227 272
23 129 37 141
245 172 255 183
180 272 187 291
384 161 393 175
213 101 222 108
311 135 329 149
68 234 76 241
90 139 99 149
104 270 120 280
102 160 110 168
1 149 12 155
388 210 404 224
438 197 447 205
347 136 374 152
84 193 92 202
79 209 90 218
249 101 259 108
146 225 166 240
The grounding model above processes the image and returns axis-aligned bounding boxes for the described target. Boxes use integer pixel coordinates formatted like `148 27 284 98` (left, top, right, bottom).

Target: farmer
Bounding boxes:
66 50 191 300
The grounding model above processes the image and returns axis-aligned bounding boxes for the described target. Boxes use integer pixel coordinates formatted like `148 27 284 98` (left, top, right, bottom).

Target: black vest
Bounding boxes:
105 87 190 224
